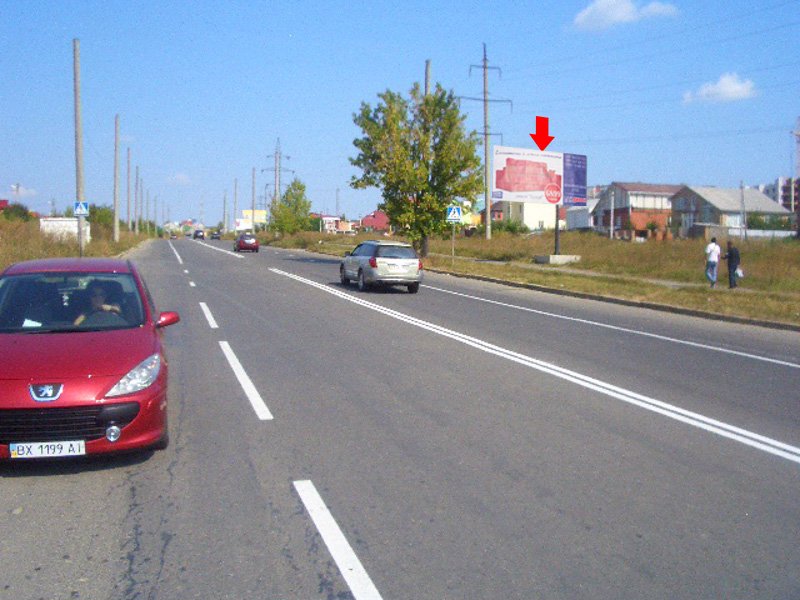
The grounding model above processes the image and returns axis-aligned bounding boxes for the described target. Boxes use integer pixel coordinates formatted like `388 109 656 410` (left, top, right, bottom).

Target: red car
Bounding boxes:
233 233 259 252
0 258 180 460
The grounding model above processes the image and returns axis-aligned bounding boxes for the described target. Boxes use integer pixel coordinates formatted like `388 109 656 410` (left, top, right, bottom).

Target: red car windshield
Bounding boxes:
0 273 145 333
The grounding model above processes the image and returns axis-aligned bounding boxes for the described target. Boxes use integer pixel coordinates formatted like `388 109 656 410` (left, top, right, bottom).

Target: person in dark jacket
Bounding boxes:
722 240 741 289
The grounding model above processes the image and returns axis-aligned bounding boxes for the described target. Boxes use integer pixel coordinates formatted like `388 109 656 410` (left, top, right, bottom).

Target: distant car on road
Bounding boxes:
340 240 422 293
193 229 205 240
210 231 221 240
0 257 180 460
169 232 177 239
234 233 259 252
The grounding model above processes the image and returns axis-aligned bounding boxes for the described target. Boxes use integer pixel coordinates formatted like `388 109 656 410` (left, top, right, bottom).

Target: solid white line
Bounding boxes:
424 285 800 369
199 302 218 329
218 341 273 420
293 480 383 600
168 241 184 265
189 281 196 287
272 268 800 466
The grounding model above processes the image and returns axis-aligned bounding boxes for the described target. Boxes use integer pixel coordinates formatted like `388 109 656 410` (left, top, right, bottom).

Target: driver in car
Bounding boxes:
73 282 122 325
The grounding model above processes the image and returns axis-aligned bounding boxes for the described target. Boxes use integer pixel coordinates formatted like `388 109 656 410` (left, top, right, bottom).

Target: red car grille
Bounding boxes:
0 403 140 443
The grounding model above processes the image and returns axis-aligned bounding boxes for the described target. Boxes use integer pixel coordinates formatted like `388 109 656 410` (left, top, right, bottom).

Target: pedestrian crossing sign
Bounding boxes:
446 205 462 223
74 201 89 216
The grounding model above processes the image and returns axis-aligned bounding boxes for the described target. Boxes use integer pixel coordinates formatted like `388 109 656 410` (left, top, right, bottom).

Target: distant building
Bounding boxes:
671 186 792 238
360 209 390 232
757 177 799 214
0 199 8 213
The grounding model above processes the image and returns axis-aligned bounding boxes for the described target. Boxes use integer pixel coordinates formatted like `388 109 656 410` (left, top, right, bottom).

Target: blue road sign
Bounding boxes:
74 201 89 216
446 205 462 223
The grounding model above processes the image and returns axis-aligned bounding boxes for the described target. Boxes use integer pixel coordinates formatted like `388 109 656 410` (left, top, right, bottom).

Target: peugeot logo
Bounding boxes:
29 383 64 402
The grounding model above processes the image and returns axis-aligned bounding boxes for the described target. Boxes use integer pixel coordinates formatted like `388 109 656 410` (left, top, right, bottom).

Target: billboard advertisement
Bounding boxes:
563 153 587 207
242 209 268 224
492 146 586 206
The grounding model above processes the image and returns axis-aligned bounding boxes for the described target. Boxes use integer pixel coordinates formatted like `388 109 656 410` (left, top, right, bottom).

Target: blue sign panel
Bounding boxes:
74 201 89 216
563 153 587 207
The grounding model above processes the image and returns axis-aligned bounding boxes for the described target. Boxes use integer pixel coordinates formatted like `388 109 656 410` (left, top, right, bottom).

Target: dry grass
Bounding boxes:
0 220 146 272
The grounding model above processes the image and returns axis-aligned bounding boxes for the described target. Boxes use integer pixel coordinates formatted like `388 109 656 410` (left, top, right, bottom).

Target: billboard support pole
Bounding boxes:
554 204 560 255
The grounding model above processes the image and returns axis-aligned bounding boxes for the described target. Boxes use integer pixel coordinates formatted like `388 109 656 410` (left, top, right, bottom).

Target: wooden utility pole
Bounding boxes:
113 114 120 242
425 59 431 96
73 39 86 256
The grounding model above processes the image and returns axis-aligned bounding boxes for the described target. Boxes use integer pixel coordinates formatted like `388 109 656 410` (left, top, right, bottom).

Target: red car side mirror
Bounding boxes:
156 311 181 328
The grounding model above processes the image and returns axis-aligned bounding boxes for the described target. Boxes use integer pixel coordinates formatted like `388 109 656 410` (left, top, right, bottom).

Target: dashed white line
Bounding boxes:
199 302 218 329
294 480 383 600
189 281 196 287
219 341 273 420
168 241 184 265
272 268 800 466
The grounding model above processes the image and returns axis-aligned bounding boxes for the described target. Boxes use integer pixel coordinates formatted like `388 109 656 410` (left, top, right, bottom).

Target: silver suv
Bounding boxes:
340 240 422 294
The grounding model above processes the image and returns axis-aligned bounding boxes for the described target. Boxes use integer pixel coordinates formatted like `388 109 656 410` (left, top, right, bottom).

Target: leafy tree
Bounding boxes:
2 202 32 221
350 82 483 256
270 178 312 234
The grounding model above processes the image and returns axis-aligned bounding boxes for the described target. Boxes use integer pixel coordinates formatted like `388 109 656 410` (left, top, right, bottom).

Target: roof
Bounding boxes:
613 182 684 195
361 240 411 246
2 257 133 276
681 186 791 214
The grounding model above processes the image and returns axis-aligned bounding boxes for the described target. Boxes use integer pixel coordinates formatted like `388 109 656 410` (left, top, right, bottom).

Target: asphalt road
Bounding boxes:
1 238 798 600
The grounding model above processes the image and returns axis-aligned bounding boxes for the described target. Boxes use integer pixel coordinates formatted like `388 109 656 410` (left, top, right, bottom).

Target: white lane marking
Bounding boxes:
218 341 273 420
168 241 184 265
197 240 244 258
199 302 218 329
184 269 189 274
424 285 800 369
272 268 800 466
189 281 196 287
294 480 383 600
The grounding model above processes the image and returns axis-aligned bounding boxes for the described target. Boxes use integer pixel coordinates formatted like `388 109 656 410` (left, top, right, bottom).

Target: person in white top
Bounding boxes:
704 237 722 288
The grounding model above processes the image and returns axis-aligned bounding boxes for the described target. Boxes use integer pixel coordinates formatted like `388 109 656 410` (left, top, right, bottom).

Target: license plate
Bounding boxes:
10 440 86 459
387 263 404 272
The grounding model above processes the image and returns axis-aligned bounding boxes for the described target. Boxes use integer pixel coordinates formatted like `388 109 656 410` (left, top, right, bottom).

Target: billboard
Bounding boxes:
492 146 586 206
241 209 268 224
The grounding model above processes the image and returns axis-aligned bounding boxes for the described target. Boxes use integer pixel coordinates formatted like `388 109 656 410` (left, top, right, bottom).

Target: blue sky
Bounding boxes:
2 0 798 226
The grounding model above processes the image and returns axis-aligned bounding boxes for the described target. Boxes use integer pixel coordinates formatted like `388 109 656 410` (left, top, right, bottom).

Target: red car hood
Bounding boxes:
0 327 159 380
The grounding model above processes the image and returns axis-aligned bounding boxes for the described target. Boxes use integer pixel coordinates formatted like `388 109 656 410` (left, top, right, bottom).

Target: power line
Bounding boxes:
559 125 788 146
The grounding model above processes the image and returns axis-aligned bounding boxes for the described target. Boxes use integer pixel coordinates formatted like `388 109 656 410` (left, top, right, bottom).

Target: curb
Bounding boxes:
425 267 800 333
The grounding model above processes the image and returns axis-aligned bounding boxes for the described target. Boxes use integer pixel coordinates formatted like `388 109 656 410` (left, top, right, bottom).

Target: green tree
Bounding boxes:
350 82 483 256
2 202 32 221
270 178 312 234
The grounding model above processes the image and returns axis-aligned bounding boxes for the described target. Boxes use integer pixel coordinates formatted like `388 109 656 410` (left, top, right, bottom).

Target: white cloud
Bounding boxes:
8 184 37 199
168 173 192 186
574 0 678 31
682 73 756 104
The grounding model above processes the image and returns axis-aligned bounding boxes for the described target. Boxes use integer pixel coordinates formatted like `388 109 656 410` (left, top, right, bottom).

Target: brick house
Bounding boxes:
594 182 683 237
360 209 390 232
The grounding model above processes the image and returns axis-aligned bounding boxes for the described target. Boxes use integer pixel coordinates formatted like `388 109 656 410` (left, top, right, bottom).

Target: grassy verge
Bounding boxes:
0 220 150 272
263 230 800 327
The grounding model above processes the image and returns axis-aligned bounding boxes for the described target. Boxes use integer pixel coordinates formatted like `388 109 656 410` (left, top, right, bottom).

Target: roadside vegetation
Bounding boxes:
262 230 800 327
0 208 151 272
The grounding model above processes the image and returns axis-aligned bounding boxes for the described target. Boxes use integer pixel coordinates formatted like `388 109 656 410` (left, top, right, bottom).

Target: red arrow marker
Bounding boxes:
530 116 554 151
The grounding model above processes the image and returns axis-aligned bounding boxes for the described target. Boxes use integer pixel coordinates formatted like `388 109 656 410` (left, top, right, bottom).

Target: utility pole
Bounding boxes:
126 148 131 231
264 138 294 217
146 189 150 235
335 188 340 217
134 167 139 234
233 178 238 232
73 39 86 256
465 44 509 240
425 59 431 96
251 167 256 232
113 114 120 242
739 181 747 241
222 191 227 233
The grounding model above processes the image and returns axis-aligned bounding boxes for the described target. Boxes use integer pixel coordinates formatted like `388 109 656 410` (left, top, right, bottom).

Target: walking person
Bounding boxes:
722 240 741 289
704 236 721 288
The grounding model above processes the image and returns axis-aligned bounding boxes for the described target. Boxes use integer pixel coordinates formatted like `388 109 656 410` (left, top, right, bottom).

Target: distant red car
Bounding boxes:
0 258 180 460
234 233 259 252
